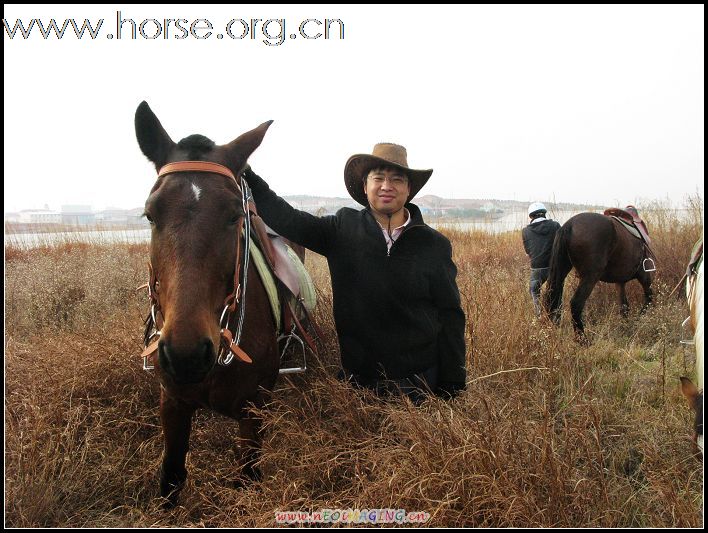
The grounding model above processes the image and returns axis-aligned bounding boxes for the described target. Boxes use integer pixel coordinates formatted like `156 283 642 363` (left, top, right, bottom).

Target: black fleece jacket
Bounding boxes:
244 168 467 387
522 218 561 268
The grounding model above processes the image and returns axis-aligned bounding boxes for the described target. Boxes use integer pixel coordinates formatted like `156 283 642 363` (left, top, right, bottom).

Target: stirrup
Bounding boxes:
642 258 656 272
278 326 307 374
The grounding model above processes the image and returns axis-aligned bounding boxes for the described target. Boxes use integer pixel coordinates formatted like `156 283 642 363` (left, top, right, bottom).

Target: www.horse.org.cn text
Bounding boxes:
3 11 345 46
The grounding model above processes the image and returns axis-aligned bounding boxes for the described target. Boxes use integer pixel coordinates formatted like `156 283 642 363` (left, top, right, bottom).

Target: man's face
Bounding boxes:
364 167 411 214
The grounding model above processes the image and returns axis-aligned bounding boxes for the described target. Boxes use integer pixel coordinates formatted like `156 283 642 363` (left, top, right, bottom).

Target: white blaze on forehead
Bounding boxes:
191 183 202 202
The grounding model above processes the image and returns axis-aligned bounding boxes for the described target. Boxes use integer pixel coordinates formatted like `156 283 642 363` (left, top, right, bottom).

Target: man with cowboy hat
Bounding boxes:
522 202 561 317
243 143 467 403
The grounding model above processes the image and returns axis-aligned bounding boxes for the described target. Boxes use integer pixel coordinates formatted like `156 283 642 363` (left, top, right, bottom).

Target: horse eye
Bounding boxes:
143 212 155 224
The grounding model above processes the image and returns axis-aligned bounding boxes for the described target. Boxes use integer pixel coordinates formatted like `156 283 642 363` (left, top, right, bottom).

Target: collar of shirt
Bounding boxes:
377 208 411 252
531 216 547 225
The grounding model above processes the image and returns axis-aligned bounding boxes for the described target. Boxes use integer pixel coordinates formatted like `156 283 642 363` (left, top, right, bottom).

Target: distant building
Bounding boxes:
61 205 95 225
95 207 150 226
418 205 456 217
17 208 61 223
95 208 129 225
480 202 502 213
284 196 358 216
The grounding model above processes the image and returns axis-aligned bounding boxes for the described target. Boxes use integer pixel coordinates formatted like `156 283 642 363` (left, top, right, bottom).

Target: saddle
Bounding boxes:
253 220 302 298
687 239 703 277
249 225 316 331
669 239 704 300
603 205 651 245
246 200 322 366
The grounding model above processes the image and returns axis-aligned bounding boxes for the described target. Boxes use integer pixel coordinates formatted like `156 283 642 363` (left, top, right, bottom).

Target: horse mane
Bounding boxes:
177 134 215 159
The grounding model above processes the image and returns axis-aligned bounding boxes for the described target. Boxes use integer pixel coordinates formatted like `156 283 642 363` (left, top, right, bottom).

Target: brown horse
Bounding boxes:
135 101 280 507
544 212 654 339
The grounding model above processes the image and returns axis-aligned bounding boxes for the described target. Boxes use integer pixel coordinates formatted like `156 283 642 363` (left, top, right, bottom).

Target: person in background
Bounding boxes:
522 202 561 317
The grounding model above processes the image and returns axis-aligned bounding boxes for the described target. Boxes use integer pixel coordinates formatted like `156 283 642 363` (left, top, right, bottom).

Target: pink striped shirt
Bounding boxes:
376 209 411 252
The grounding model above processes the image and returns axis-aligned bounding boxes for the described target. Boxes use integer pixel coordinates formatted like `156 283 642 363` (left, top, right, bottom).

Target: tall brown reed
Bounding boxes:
4 200 703 527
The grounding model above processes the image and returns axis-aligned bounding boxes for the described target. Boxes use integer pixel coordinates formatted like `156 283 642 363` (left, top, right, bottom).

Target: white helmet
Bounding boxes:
528 202 547 217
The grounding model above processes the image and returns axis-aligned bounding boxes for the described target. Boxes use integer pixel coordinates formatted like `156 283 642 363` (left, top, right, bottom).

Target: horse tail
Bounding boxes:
544 222 573 323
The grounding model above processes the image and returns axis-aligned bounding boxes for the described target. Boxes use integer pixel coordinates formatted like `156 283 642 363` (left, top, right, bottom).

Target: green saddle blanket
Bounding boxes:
250 241 316 332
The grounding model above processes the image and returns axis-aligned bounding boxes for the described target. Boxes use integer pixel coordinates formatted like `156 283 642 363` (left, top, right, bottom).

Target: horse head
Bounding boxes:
135 101 272 385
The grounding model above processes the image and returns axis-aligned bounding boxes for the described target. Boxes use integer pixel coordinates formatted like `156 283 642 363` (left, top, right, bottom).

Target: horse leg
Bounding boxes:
545 262 572 324
617 282 629 318
544 224 573 324
159 391 194 508
571 275 600 343
637 271 653 314
237 414 263 484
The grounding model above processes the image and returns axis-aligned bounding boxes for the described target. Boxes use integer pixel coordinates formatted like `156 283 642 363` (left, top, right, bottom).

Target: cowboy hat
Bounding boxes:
343 143 433 207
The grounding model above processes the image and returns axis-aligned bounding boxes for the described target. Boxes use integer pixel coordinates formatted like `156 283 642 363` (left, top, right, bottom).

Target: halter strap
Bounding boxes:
157 161 239 186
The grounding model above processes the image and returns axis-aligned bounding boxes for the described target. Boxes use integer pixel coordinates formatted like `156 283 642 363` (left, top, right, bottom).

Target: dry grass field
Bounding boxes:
5 200 703 527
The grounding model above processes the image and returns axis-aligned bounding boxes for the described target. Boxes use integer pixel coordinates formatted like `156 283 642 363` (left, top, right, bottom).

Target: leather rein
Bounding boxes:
139 161 254 370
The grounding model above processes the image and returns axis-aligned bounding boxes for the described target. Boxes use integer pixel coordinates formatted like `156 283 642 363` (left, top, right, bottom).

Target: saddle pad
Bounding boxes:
250 242 281 332
251 240 318 332
611 216 641 240
284 245 316 312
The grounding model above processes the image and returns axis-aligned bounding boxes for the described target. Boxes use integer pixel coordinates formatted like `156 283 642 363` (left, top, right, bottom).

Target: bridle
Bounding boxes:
139 161 254 370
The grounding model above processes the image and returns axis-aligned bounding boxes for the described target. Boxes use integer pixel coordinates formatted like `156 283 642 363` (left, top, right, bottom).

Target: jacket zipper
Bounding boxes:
387 224 424 257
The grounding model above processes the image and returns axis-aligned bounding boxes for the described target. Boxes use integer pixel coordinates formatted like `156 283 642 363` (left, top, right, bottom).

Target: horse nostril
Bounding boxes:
156 338 216 383
158 340 173 373
201 338 215 367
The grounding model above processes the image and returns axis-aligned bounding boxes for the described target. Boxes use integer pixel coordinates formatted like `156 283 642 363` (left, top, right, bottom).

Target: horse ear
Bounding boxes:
224 120 273 174
135 101 176 171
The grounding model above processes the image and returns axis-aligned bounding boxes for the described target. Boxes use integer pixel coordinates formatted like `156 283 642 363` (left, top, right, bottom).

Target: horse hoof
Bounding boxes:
161 493 179 510
574 332 591 346
244 464 262 482
233 474 261 490
232 477 250 490
159 466 186 508
233 464 262 489
159 483 184 509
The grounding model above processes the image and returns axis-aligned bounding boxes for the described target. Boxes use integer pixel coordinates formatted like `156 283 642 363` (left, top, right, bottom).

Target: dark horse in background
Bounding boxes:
544 212 654 340
135 101 280 507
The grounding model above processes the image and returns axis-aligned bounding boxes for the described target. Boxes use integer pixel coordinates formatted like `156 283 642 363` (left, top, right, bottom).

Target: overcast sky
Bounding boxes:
3 4 704 213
